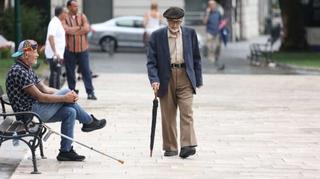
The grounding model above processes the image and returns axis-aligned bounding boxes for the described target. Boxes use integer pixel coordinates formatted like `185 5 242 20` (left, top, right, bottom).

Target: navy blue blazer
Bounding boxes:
146 26 203 97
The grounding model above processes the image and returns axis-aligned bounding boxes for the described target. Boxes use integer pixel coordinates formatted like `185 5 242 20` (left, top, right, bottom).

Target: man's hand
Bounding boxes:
53 53 63 64
53 53 61 60
64 91 78 103
203 7 211 24
151 82 160 92
206 7 211 14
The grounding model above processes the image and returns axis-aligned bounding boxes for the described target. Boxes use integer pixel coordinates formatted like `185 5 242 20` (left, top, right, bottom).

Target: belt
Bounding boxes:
171 63 186 68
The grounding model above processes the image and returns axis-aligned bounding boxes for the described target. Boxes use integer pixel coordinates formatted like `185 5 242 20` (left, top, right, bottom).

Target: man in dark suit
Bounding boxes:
146 7 203 159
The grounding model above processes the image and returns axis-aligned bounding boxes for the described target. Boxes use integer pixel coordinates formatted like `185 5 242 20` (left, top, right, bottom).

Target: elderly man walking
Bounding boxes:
146 7 203 159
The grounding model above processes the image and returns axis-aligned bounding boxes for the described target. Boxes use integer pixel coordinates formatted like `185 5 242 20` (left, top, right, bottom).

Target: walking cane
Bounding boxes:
149 89 158 157
42 123 124 164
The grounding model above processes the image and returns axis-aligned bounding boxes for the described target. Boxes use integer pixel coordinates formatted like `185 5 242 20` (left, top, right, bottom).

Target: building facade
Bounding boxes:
49 0 270 41
113 0 183 17
302 0 320 50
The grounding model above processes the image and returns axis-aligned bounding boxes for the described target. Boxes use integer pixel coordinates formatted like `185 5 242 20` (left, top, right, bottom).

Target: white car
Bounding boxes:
89 16 204 54
89 16 146 52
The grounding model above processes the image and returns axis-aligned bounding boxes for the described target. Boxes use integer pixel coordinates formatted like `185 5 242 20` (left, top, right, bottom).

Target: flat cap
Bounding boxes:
163 7 184 19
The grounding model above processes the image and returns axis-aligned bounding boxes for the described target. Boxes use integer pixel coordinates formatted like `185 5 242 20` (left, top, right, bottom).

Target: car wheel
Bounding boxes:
100 37 116 56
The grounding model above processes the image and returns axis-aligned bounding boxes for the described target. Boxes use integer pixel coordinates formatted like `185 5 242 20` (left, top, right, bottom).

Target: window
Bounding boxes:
134 20 144 28
116 20 134 27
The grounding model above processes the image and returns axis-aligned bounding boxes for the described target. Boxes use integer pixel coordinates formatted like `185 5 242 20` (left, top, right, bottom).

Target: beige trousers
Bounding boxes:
206 32 221 63
159 68 197 151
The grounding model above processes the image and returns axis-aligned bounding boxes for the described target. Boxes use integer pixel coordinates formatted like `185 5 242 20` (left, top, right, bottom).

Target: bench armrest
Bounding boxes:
0 111 43 134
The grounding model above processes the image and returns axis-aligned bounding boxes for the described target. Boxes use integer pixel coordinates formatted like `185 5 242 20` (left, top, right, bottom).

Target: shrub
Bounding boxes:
0 5 47 45
0 48 11 59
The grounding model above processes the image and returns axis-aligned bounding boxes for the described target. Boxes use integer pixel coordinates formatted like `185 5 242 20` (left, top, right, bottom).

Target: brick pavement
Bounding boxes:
10 74 320 179
0 143 26 179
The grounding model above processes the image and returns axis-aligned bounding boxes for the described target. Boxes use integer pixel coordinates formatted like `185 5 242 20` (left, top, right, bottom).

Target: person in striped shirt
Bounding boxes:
62 0 97 100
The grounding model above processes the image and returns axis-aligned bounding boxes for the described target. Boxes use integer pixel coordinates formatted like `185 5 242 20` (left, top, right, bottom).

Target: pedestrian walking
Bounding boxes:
143 2 162 47
62 0 97 100
45 6 67 89
146 7 203 159
203 0 225 70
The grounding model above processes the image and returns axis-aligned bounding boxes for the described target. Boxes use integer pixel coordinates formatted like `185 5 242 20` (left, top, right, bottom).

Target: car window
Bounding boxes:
134 20 144 28
116 19 134 28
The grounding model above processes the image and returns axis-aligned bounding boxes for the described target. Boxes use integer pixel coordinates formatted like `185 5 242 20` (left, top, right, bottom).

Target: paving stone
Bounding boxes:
6 74 320 178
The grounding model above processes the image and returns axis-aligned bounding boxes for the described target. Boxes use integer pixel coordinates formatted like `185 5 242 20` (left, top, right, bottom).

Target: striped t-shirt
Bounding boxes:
64 13 89 53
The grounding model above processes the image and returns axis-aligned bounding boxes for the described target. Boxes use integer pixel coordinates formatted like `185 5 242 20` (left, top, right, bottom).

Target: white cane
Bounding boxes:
42 124 124 164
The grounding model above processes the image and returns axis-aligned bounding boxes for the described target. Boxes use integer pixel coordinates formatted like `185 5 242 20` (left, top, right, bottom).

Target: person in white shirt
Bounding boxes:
45 6 67 89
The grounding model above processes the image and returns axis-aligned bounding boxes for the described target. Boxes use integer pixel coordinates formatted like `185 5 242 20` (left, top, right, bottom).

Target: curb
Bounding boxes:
276 62 320 75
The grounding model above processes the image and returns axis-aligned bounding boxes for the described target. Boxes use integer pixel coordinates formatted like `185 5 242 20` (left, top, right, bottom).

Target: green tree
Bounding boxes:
278 0 309 51
0 5 46 44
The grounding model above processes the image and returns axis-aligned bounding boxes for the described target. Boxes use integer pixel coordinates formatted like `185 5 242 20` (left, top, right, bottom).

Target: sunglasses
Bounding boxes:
22 40 38 52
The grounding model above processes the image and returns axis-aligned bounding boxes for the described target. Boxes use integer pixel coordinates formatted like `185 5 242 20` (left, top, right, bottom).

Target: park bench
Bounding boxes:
248 24 281 66
0 85 47 174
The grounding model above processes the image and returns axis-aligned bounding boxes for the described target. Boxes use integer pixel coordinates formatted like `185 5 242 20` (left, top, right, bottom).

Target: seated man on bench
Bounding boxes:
6 39 106 161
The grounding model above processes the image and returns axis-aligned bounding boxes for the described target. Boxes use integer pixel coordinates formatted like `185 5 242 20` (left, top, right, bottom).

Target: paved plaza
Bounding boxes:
1 33 320 179
8 73 320 179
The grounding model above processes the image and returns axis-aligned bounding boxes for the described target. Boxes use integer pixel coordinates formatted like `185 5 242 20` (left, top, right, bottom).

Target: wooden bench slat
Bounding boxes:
14 124 27 135
7 121 20 131
7 121 26 135
0 117 15 133
1 95 10 104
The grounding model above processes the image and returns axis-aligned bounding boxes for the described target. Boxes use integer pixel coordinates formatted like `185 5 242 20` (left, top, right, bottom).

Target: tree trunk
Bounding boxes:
279 0 309 51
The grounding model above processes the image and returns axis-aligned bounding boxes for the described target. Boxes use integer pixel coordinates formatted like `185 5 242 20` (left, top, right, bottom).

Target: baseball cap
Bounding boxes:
11 40 38 58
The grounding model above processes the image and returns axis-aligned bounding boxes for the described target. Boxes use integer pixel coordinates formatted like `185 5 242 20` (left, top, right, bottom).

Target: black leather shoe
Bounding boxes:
56 147 85 161
164 150 178 157
87 93 97 100
179 146 196 158
92 74 99 78
81 115 106 132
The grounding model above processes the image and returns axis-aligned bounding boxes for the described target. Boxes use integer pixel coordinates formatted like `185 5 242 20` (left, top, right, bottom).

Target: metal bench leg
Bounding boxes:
31 150 40 174
39 127 47 159
0 137 3 147
39 139 46 159
267 51 273 64
29 137 41 174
